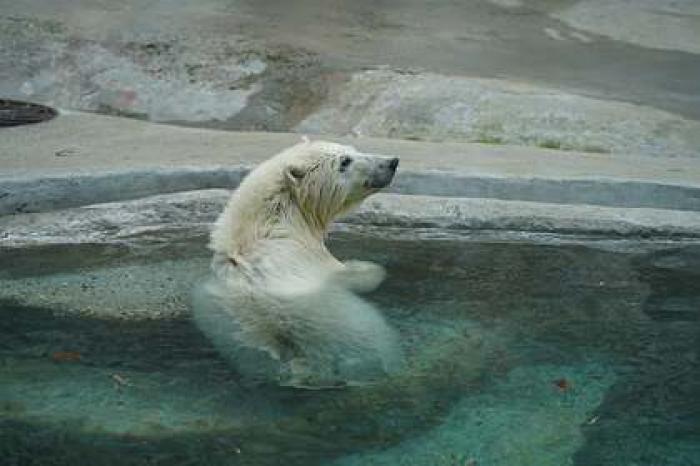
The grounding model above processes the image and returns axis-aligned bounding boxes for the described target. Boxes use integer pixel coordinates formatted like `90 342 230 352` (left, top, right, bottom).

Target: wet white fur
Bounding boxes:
193 140 401 386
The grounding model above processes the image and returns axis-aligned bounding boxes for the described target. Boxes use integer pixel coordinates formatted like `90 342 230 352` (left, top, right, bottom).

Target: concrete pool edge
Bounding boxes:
3 189 700 249
3 166 700 216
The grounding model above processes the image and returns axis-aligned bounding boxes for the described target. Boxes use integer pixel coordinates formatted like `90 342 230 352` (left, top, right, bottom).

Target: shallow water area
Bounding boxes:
1 229 699 465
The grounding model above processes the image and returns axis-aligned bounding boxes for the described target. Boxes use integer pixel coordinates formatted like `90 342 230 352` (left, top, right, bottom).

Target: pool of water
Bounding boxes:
1 229 699 465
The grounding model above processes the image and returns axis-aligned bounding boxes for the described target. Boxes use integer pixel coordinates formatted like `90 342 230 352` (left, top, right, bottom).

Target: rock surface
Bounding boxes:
298 70 700 158
552 0 700 54
0 15 328 130
1 0 699 142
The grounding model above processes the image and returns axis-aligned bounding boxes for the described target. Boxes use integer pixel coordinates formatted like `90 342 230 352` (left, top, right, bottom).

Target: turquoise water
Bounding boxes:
1 231 699 465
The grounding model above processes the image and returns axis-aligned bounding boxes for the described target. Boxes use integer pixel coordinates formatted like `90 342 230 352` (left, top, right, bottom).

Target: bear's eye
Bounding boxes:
339 156 353 172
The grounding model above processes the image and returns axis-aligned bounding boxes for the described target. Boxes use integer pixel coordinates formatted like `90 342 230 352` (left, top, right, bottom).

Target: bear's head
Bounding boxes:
281 140 399 228
211 140 399 258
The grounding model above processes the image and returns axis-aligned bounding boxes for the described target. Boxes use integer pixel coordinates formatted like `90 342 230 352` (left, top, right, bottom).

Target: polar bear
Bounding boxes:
192 139 402 388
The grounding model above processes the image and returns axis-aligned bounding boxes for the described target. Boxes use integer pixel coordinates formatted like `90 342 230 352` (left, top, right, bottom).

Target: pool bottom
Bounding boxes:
1 232 699 465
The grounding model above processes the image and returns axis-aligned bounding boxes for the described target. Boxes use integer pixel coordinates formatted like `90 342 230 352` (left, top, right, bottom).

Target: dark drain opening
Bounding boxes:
0 99 58 127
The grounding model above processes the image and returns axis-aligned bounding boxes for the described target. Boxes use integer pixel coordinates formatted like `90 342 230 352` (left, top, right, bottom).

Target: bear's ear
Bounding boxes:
284 165 306 187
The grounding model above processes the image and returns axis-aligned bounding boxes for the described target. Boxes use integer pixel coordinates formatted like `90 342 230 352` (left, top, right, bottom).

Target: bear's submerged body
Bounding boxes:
192 140 402 388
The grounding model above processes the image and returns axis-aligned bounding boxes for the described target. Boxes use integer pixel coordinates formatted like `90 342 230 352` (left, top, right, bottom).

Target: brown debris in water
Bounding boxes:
51 351 82 362
552 378 572 391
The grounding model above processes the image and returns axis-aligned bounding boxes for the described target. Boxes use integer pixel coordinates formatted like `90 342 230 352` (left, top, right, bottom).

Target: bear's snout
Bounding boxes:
377 157 399 172
367 156 399 189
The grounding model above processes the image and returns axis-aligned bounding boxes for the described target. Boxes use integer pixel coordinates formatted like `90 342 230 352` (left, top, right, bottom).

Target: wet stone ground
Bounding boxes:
1 229 699 465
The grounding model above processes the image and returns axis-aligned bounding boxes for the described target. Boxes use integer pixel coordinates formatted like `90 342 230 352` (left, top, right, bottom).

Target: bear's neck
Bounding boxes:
211 191 332 261
273 200 330 242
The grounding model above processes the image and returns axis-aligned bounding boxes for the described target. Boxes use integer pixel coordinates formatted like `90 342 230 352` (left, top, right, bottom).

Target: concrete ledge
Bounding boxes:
0 168 248 215
389 172 700 212
356 194 700 239
3 190 700 250
3 167 700 216
2 112 700 216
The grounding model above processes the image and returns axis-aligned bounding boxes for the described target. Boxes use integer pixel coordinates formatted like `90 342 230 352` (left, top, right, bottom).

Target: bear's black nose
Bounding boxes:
388 157 399 171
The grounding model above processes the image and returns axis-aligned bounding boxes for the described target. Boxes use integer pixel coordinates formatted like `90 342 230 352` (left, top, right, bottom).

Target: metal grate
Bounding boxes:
0 99 58 127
